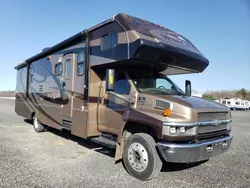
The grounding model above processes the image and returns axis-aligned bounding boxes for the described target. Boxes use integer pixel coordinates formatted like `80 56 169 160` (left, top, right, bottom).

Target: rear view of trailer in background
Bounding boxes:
14 13 233 181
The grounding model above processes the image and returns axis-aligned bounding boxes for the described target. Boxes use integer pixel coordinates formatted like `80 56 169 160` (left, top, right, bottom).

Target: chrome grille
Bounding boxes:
198 112 227 122
197 112 228 134
198 124 227 134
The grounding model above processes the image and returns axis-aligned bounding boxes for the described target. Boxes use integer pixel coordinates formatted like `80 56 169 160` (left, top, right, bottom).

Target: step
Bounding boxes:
89 134 117 149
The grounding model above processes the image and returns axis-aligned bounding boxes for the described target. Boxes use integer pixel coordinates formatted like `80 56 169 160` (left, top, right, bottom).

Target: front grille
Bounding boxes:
197 112 227 122
198 124 227 134
198 130 230 141
197 112 228 134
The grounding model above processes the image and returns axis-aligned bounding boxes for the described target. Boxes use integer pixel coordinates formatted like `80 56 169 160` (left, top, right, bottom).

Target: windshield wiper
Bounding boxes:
173 91 186 96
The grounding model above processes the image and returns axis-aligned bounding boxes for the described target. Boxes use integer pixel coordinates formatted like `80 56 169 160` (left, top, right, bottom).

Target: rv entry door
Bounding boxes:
61 53 74 117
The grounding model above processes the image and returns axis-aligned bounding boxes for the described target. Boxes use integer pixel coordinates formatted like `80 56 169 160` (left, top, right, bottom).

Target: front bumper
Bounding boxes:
157 134 233 163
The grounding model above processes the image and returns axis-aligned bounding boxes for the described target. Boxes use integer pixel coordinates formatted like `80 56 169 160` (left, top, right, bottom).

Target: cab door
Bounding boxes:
61 53 74 117
98 71 133 134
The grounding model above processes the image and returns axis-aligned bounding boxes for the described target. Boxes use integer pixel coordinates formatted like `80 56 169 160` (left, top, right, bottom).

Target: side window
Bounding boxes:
30 75 33 83
30 67 34 83
55 63 62 76
101 30 118 50
65 59 71 79
101 34 109 50
16 66 27 93
110 30 118 48
76 51 84 76
115 73 131 95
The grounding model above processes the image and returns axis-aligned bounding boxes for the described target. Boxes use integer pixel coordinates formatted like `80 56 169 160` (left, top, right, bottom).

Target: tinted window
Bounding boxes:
16 67 27 93
101 31 118 50
30 67 34 83
65 59 71 79
30 74 33 83
77 51 84 75
77 63 84 75
30 67 34 74
110 30 118 48
115 73 131 95
55 63 62 75
102 34 109 50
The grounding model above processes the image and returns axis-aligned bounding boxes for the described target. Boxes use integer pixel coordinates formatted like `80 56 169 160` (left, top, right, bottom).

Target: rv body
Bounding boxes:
217 98 249 111
15 13 233 181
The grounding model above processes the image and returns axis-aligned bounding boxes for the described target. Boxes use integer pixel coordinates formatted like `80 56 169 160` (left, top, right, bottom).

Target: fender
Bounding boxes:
115 109 163 162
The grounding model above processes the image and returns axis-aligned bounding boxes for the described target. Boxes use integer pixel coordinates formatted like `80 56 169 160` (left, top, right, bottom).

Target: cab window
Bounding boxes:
115 73 131 95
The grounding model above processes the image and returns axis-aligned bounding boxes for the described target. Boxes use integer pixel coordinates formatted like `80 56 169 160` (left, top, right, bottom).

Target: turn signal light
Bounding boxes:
163 108 172 117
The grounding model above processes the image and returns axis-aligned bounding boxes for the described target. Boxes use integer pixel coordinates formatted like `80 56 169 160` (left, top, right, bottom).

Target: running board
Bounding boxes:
89 134 117 149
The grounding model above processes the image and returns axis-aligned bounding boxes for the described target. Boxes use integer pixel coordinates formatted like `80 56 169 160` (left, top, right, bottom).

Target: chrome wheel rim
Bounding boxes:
34 116 39 129
128 142 148 172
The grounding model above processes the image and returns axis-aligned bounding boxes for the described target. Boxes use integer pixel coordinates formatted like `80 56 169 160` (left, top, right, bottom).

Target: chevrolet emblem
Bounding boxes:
213 119 219 127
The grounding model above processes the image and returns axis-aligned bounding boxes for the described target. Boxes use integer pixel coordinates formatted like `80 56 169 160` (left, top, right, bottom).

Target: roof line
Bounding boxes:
15 30 88 69
14 14 120 70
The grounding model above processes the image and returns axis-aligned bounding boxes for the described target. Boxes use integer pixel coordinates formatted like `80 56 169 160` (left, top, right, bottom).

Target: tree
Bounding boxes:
238 88 247 99
202 93 213 99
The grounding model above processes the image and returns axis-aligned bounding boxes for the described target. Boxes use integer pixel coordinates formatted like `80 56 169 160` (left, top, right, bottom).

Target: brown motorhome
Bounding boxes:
14 13 233 181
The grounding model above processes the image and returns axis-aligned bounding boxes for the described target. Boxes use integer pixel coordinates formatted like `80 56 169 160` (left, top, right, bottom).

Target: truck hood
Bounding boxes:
154 94 230 112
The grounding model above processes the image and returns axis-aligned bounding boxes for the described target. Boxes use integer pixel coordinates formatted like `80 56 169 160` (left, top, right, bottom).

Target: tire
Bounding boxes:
123 133 162 181
33 115 45 133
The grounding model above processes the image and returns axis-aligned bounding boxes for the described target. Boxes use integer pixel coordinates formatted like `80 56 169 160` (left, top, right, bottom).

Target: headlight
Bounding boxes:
169 127 177 134
163 125 197 136
179 127 186 134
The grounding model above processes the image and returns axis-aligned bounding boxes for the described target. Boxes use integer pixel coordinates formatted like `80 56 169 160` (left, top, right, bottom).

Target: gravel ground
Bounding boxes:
0 99 249 188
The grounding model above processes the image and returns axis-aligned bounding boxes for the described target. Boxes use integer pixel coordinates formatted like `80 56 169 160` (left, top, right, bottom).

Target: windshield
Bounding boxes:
127 71 185 95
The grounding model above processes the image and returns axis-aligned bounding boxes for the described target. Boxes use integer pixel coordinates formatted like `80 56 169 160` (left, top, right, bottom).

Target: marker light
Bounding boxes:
163 108 172 117
179 127 186 134
169 127 176 134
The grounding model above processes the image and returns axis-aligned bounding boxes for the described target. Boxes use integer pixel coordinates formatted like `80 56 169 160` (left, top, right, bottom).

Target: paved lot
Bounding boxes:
0 99 249 188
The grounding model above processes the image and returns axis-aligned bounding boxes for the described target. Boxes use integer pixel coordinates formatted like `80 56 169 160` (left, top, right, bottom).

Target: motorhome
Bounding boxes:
216 98 235 110
217 98 249 111
14 13 233 181
244 100 250 110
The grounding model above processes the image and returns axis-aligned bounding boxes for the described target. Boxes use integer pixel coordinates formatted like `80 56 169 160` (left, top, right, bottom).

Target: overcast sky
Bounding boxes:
1 0 249 93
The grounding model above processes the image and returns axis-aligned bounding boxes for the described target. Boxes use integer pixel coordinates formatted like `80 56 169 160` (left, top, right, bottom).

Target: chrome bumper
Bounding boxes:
157 134 233 163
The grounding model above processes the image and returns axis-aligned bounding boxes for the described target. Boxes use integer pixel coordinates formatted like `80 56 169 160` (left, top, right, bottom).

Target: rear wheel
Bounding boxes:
123 133 162 181
33 115 45 133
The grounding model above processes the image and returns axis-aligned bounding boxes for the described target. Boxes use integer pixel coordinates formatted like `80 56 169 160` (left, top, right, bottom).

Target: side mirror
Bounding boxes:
185 80 192 96
106 69 116 92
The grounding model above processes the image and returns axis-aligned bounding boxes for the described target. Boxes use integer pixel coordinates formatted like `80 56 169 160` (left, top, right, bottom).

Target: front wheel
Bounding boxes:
33 115 45 133
123 133 162 181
